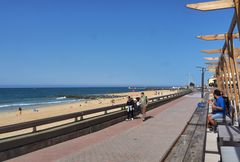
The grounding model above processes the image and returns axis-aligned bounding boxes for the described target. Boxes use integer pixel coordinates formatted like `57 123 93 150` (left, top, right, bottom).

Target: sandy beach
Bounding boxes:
0 89 179 139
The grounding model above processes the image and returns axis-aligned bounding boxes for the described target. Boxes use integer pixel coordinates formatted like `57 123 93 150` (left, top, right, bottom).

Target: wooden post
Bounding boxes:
229 34 240 117
222 60 230 98
228 50 237 98
218 66 224 91
220 64 227 95
226 34 239 125
216 67 220 90
226 35 237 95
216 68 222 91
234 0 240 34
224 57 233 100
230 37 240 95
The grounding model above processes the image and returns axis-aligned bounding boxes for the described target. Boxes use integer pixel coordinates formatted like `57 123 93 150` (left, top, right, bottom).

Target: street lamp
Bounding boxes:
196 66 206 98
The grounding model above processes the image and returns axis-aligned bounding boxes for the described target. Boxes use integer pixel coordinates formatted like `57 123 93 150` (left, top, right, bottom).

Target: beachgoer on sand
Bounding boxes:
111 99 115 105
126 96 134 120
18 107 22 115
140 92 148 121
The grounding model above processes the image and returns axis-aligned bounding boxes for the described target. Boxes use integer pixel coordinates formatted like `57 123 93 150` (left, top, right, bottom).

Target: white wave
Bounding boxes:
56 96 66 100
0 99 80 109
0 103 34 108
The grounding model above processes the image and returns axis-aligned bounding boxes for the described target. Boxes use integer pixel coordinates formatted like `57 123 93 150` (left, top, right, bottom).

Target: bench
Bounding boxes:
220 146 240 162
218 125 240 146
215 116 232 125
215 104 234 125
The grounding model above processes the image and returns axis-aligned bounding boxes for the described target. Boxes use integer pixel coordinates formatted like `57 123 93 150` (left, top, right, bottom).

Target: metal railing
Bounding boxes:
0 90 191 136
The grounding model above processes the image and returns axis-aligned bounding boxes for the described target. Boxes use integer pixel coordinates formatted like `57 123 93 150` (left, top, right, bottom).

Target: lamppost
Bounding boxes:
196 66 206 98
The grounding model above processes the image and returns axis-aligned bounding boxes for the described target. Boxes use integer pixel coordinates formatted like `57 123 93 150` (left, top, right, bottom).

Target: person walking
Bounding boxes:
140 92 148 121
135 97 141 115
126 96 135 120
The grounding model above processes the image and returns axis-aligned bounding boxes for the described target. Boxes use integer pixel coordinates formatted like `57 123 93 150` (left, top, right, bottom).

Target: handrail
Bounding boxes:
0 90 191 135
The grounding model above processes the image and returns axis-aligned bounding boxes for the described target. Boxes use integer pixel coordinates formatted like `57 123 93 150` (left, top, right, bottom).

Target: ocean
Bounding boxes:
0 87 135 112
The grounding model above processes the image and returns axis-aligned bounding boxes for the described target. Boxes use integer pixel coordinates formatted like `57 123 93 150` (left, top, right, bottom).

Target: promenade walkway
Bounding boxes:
7 93 201 162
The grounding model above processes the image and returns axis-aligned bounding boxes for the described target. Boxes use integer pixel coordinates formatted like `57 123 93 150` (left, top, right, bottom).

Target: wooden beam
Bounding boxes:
208 67 216 69
205 62 220 65
201 49 223 54
208 68 216 73
197 33 239 40
186 0 235 11
206 61 240 65
204 57 219 61
201 48 240 54
207 67 216 70
208 65 217 68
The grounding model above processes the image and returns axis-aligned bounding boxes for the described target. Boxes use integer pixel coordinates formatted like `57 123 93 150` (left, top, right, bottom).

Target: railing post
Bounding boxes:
75 117 78 122
33 126 37 132
104 110 107 115
80 112 84 120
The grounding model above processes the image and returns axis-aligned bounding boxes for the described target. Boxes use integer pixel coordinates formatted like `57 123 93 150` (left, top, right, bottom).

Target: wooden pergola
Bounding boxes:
187 0 240 125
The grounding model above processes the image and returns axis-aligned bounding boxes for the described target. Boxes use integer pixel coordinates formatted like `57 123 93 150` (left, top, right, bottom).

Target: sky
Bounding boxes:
0 0 236 87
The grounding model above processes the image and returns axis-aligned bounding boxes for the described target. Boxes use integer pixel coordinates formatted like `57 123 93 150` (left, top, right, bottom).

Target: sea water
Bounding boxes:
0 87 131 112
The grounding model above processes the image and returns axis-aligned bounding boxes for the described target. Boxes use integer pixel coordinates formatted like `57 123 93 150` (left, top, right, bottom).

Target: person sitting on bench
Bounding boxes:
208 89 226 127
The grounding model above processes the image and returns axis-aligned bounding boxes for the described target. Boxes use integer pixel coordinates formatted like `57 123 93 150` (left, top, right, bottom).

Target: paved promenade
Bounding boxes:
7 93 201 162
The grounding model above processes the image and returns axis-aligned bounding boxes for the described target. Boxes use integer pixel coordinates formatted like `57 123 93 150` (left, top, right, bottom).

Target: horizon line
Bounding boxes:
0 84 184 88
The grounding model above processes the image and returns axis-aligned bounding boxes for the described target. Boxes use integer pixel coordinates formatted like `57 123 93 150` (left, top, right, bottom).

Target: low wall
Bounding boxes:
162 93 208 162
0 90 192 161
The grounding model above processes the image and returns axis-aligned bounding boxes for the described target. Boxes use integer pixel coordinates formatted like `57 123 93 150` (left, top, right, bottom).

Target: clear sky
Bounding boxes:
0 0 235 87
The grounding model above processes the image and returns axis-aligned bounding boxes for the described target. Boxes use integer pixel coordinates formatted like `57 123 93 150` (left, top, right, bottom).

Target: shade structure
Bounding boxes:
187 0 240 124
186 0 235 11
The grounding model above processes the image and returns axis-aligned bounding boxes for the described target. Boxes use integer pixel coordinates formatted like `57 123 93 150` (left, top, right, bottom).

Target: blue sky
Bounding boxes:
0 0 235 87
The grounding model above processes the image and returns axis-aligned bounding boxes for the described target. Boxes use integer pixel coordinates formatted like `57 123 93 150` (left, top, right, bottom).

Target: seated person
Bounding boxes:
208 89 226 127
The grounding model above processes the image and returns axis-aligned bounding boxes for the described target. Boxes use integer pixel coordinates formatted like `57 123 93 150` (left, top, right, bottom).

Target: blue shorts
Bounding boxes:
212 113 224 120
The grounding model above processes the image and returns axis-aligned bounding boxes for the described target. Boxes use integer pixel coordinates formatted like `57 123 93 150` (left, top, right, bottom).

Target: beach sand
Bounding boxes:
0 89 179 139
